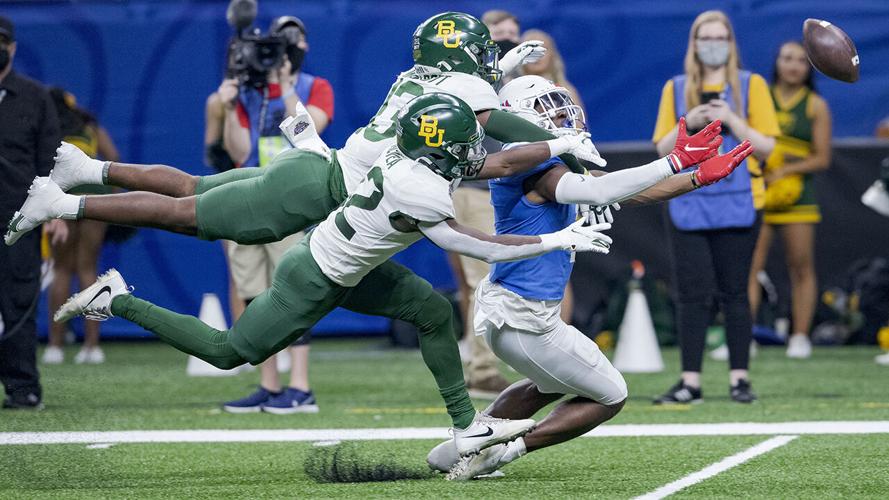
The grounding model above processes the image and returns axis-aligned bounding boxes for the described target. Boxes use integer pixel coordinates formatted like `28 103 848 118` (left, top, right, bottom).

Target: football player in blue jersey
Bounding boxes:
429 75 754 479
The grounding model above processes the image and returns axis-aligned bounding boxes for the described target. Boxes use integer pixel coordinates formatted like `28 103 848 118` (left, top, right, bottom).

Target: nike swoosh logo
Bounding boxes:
463 426 494 439
85 286 112 308
684 145 710 152
8 213 23 232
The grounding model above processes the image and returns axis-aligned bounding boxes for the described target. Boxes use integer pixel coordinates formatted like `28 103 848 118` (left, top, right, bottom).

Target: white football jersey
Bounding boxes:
310 145 456 287
336 68 499 193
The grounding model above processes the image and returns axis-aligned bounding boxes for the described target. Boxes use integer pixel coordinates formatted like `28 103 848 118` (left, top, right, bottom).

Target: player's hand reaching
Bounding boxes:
548 219 612 254
692 140 754 187
669 117 723 171
499 40 547 74
581 202 621 225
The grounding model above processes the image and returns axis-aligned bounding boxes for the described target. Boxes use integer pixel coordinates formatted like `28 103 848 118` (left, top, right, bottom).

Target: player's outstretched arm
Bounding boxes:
475 133 592 180
419 218 611 264
477 109 596 174
622 141 754 207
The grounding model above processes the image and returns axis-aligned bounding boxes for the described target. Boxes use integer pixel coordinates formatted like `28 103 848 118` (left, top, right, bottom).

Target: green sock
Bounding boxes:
111 294 245 369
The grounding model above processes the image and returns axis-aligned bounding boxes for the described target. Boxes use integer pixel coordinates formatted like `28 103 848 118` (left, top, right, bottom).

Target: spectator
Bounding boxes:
0 15 63 409
652 10 779 404
748 41 832 359
208 16 334 414
520 29 586 118
43 88 120 365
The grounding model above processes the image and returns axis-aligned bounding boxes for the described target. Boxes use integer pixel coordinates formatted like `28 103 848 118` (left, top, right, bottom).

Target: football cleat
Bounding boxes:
786 334 812 359
5 177 75 246
730 379 757 404
452 412 535 457
427 439 460 473
54 268 131 323
50 141 106 192
447 443 510 481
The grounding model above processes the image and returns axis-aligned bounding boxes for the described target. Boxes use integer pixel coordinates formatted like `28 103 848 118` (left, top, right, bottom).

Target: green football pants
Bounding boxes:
111 240 474 428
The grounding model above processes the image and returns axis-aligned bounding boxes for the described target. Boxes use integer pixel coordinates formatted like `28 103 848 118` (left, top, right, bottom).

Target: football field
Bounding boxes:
3 339 888 498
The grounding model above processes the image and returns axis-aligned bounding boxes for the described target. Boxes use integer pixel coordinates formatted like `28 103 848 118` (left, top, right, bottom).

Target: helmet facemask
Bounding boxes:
533 88 586 136
473 39 502 85
446 124 487 178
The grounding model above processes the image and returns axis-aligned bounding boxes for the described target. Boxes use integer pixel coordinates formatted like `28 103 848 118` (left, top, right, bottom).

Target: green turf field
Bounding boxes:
2 339 888 498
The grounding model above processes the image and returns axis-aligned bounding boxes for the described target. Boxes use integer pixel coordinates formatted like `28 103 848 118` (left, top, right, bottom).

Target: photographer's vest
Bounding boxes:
668 71 757 230
238 72 317 168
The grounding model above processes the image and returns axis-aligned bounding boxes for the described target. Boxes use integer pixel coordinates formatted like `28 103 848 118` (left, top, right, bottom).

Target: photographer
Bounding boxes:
208 15 333 414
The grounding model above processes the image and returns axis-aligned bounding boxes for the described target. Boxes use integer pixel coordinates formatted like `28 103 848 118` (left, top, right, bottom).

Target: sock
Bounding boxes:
500 438 527 464
441 381 476 430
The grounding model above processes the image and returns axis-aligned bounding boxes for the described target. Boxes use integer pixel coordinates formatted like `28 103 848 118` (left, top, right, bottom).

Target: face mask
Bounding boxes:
697 41 730 67
495 39 518 56
0 47 9 72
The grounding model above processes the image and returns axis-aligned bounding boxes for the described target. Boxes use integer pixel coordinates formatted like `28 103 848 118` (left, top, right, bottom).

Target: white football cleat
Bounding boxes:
55 269 131 323
452 412 535 457
876 352 889 366
50 141 106 192
427 439 460 473
447 443 510 481
786 334 812 359
5 177 79 246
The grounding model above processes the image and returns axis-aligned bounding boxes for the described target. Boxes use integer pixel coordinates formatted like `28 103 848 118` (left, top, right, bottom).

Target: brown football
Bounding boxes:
803 18 860 83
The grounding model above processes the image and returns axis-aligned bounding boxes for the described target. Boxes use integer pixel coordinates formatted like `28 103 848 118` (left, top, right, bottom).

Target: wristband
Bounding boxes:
539 232 568 251
545 136 573 157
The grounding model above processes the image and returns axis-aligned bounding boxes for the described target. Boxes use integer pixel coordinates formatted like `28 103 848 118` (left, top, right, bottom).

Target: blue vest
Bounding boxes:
238 72 316 168
489 157 576 301
668 71 756 230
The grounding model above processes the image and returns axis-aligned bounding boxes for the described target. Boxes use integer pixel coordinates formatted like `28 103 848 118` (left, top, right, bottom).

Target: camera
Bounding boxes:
225 0 306 88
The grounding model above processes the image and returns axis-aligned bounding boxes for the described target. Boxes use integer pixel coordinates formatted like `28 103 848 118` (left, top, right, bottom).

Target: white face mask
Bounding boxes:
697 41 730 67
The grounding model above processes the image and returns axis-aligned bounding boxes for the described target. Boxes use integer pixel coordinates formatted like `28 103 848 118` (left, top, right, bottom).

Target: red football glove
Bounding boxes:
668 117 723 172
692 140 754 187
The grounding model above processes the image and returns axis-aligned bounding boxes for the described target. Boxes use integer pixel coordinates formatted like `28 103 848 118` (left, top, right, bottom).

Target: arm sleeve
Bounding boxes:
37 91 62 177
554 156 674 205
747 74 780 137
484 109 586 173
652 80 677 144
420 220 558 264
308 77 335 121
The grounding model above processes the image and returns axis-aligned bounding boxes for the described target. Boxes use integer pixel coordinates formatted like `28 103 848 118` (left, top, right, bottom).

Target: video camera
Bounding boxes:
225 0 305 88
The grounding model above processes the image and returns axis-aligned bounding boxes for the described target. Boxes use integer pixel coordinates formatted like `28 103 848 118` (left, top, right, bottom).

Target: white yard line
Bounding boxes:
1 421 888 445
634 435 798 500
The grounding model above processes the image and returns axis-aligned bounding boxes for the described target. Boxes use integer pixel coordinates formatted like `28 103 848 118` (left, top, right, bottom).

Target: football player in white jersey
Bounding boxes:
425 76 754 479
53 93 616 458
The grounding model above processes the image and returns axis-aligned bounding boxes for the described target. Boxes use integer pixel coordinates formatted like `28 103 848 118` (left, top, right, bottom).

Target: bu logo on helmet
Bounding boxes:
418 115 445 147
436 20 462 49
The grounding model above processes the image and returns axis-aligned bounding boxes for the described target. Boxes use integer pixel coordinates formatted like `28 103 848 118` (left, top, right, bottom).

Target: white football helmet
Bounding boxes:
498 75 585 136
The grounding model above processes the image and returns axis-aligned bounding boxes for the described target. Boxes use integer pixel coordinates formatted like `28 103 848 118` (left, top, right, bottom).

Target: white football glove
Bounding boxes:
569 133 607 167
499 40 547 74
544 220 612 254
581 202 621 225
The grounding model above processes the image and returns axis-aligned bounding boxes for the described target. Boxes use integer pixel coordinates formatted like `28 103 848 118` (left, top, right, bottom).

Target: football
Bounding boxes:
802 18 860 83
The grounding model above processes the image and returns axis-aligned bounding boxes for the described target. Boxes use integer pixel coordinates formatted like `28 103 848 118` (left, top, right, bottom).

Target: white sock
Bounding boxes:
500 437 526 464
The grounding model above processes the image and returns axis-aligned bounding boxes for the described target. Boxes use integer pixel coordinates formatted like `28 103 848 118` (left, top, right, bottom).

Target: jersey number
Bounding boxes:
335 166 385 240
363 81 424 142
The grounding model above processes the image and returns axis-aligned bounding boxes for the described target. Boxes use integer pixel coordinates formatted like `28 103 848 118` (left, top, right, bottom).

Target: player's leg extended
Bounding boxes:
195 150 346 244
483 321 627 452
106 241 342 367
340 261 474 430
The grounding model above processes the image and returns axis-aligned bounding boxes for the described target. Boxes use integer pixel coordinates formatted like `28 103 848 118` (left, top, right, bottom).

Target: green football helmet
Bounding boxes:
412 11 502 84
396 93 487 179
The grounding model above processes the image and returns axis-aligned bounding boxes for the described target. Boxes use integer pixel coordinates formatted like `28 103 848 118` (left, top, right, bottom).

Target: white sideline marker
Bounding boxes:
1 421 888 446
634 435 798 500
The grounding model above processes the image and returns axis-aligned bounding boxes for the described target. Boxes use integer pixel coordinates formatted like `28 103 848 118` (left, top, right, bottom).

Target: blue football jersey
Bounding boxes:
488 156 576 301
